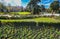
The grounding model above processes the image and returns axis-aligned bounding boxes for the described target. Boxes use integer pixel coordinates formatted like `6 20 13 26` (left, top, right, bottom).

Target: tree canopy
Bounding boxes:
27 0 41 14
0 2 7 12
50 1 59 12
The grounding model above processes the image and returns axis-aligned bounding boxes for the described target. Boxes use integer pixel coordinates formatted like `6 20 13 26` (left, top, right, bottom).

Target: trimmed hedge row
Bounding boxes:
38 22 60 29
0 15 37 19
0 22 60 27
0 21 2 26
13 22 36 26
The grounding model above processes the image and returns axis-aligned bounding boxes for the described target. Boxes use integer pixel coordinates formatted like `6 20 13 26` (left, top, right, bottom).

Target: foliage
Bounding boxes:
0 24 60 39
0 2 7 12
40 5 45 12
27 0 41 14
0 12 31 15
0 17 60 23
50 1 59 12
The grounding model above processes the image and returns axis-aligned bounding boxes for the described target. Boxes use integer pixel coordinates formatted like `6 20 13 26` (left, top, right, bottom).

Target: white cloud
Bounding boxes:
12 0 21 6
44 3 51 5
44 0 51 3
0 0 21 6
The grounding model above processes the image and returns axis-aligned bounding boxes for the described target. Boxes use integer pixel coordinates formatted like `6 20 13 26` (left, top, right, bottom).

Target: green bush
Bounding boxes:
0 23 60 39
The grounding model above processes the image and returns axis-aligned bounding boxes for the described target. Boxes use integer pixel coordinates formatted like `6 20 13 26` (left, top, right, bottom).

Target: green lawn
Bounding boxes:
0 12 60 23
0 12 31 15
10 12 31 15
0 12 60 39
0 17 60 23
0 12 5 15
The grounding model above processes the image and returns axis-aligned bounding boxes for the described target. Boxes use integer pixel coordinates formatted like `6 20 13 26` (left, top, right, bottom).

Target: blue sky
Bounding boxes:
21 0 29 7
22 0 54 8
0 0 59 8
59 0 60 2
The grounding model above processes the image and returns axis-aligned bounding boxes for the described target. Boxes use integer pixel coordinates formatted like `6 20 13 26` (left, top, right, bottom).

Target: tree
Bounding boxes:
0 2 4 12
58 7 60 13
0 2 7 12
7 3 11 12
50 1 59 12
40 5 45 12
27 0 41 14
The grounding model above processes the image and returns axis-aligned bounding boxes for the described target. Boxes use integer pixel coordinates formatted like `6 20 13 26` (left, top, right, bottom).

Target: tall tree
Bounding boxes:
50 1 59 12
27 0 41 14
0 2 7 12
40 5 45 12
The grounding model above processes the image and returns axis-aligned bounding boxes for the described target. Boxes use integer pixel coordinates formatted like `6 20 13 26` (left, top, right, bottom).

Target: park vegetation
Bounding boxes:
0 0 60 39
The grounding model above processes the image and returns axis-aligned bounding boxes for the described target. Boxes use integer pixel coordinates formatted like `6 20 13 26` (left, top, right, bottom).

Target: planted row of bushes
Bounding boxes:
0 22 60 39
0 16 35 19
0 22 60 29
0 15 58 19
0 24 60 39
0 21 60 39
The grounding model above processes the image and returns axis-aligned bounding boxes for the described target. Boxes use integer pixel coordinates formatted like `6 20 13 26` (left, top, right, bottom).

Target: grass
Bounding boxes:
0 12 5 15
0 12 31 15
0 12 60 39
10 12 31 15
34 17 59 22
0 17 60 23
19 12 31 15
0 12 60 23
